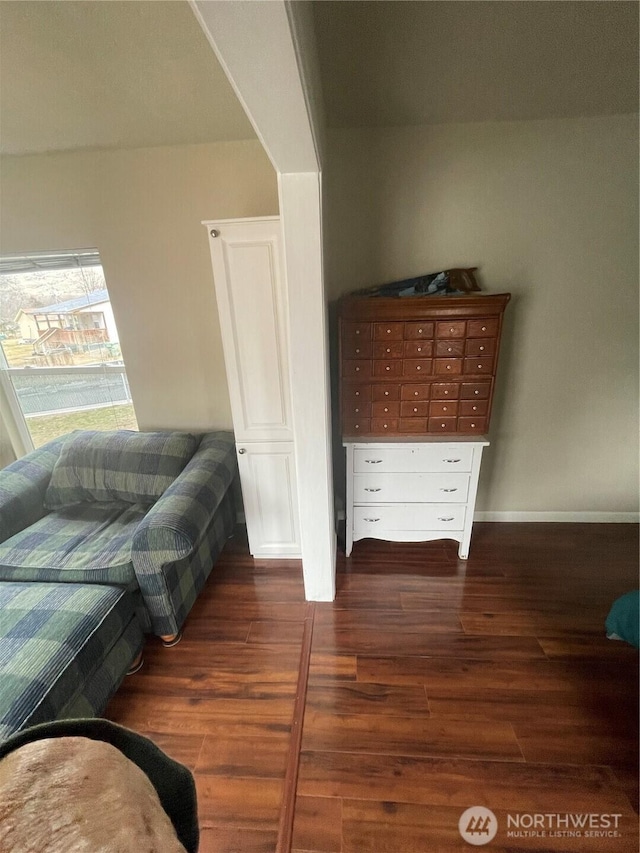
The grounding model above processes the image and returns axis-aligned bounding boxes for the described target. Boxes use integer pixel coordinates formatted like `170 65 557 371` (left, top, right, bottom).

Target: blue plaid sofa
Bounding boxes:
0 429 239 639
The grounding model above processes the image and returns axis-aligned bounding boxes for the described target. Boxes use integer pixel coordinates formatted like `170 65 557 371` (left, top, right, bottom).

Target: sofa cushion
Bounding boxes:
44 430 199 510
0 582 142 741
0 503 147 585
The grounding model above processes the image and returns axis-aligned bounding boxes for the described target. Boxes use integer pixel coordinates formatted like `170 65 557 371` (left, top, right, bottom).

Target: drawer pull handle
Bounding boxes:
364 487 381 492
364 517 380 522
365 459 383 464
443 458 461 463
440 488 457 492
439 516 455 522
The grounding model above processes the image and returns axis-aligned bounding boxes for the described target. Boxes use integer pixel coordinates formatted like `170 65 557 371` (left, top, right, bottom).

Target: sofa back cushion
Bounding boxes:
44 430 199 509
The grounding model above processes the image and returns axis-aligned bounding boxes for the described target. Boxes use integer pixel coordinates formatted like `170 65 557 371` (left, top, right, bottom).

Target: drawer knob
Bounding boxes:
355 391 360 396
417 347 422 352
481 326 487 331
478 364 482 369
383 424 388 428
417 365 421 370
447 347 452 352
441 423 446 428
474 390 479 395
386 329 391 334
443 406 447 411
439 516 454 522
356 366 360 372
440 488 457 492
418 328 423 333
386 366 390 371
238 448 246 454
356 330 360 334
471 423 476 427
386 348 391 353
444 391 449 395
364 487 381 492
472 405 477 410
384 407 389 412
364 517 380 522
355 424 360 429
355 348 360 353
480 346 485 351
444 458 461 463
355 408 359 413
414 391 419 396
365 459 383 464
450 327 454 332
413 407 418 413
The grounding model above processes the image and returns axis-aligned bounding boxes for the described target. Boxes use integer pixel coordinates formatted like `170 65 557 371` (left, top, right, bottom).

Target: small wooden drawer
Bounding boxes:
373 322 403 341
465 338 495 357
460 399 488 416
343 383 372 402
404 340 434 358
374 360 403 377
461 382 491 399
343 418 370 435
429 416 457 432
343 400 371 418
342 322 372 344
436 340 464 357
404 321 434 339
372 384 401 401
430 400 459 417
399 418 428 433
403 359 433 376
372 401 400 417
401 384 430 400
431 383 460 399
343 360 373 379
374 341 403 358
343 341 373 359
436 320 466 339
371 417 399 433
463 356 494 374
435 358 463 375
458 417 487 434
400 401 429 417
467 318 499 338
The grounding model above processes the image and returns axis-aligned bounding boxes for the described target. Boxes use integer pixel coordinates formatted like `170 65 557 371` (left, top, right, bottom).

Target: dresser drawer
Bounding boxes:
403 359 433 376
463 356 494 375
399 418 428 433
374 341 403 358
343 400 371 419
431 383 459 399
401 384 430 400
344 419 370 436
467 318 499 338
371 417 399 433
404 321 435 339
435 358 462 376
400 401 429 417
436 340 464 357
354 473 470 503
343 383 372 403
436 321 466 339
372 384 401 401
429 416 457 433
372 401 400 417
343 340 373 359
354 503 466 533
353 445 474 473
374 322 403 341
374 359 403 377
343 360 373 380
430 400 459 417
460 382 491 399
458 417 487 434
404 340 434 358
459 399 488 416
465 338 495 357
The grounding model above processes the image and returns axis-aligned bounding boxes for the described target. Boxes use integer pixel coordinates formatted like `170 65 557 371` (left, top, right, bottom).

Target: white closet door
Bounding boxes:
237 442 301 557
206 218 293 442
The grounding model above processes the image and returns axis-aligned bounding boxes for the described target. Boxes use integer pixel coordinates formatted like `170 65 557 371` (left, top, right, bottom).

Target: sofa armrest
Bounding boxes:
131 430 237 572
0 437 66 544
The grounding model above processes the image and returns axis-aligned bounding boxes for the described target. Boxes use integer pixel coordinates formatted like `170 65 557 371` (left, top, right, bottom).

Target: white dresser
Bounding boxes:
343 437 489 559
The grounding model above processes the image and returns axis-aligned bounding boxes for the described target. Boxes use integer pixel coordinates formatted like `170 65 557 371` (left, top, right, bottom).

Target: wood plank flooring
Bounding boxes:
107 523 639 852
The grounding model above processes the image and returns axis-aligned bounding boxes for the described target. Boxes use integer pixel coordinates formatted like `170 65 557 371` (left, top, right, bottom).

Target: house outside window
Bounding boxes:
0 249 138 450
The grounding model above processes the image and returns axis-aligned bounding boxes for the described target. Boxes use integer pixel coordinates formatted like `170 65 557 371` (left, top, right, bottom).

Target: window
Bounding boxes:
0 249 138 450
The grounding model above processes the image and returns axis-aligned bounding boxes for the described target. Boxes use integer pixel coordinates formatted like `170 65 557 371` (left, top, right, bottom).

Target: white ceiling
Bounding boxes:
313 1 639 127
1 1 637 157
0 1 256 155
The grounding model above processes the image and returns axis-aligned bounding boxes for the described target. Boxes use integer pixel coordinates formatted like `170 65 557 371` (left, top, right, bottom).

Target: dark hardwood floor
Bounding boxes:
107 523 639 852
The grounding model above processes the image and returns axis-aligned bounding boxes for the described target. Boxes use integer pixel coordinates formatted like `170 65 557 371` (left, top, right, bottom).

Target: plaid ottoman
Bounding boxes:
0 582 143 741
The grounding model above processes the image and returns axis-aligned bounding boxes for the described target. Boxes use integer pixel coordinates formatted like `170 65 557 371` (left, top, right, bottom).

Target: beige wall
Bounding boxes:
1 140 278 433
325 114 639 513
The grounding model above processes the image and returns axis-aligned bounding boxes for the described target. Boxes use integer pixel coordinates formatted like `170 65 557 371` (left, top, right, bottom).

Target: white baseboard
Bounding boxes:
474 511 639 523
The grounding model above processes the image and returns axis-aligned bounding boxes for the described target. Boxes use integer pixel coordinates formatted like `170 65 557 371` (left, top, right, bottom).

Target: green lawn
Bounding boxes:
27 404 138 447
